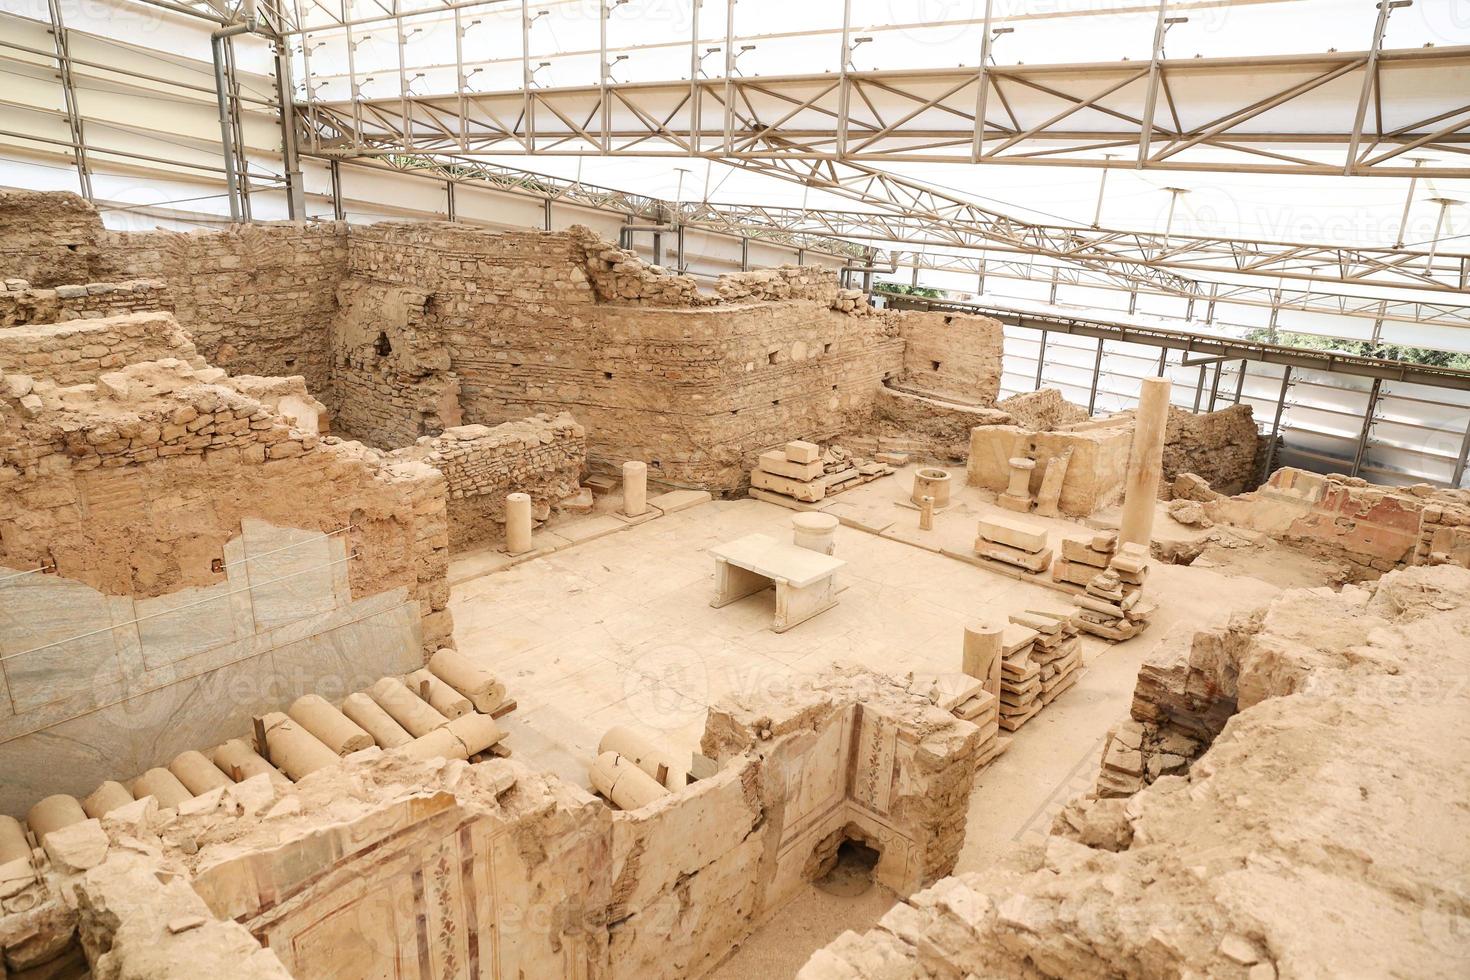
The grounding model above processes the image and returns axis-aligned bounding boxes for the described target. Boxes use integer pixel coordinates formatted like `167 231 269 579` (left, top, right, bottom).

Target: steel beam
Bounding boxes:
1350 378 1383 478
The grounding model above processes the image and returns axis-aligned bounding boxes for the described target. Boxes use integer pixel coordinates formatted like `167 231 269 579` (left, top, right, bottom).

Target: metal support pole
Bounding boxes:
676 224 686 273
1452 411 1470 489
1136 0 1170 168
836 0 852 157
1207 359 1223 411
544 196 552 230
1090 154 1115 228
722 0 735 154
1345 0 1395 175
797 248 805 266
1087 336 1104 415
1350 378 1382 477
1156 347 1169 377
1128 289 1138 315
971 0 994 163
1048 265 1059 304
740 236 749 271
1035 329 1047 390
1193 363 1206 412
911 261 920 287
652 230 663 267
1233 359 1247 404
446 180 456 221
271 20 305 219
212 8 257 223
977 258 986 296
329 158 343 219
1395 157 1428 247
688 0 701 155
46 0 91 200
1262 366 1292 478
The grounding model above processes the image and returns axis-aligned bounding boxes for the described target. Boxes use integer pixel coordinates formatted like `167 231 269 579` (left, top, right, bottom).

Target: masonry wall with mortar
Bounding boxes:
102 223 348 391
391 412 585 549
0 311 206 388
342 222 921 488
0 279 175 327
0 190 110 287
1163 403 1262 495
896 310 1005 406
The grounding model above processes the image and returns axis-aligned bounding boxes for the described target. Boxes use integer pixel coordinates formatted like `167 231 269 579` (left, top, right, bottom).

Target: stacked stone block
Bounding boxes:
0 279 174 327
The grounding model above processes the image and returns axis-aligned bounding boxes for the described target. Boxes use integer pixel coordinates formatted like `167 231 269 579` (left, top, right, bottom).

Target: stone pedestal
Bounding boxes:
919 494 935 530
998 457 1036 513
505 491 533 555
622 460 648 517
1120 377 1172 549
792 512 839 555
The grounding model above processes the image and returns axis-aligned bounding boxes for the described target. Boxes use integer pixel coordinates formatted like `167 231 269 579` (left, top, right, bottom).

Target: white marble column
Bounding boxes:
622 461 648 517
505 491 533 555
1119 377 1172 549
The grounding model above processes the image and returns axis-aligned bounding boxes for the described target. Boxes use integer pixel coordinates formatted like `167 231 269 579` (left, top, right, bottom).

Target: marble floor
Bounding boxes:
448 471 1281 795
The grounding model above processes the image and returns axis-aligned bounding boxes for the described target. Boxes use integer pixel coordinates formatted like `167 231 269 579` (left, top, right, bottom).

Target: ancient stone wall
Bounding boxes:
716 265 840 305
1163 402 1261 494
801 565 1470 980
326 277 461 447
0 355 452 813
1205 467 1426 578
0 311 206 387
391 413 585 549
896 310 1005 405
0 190 109 287
995 387 1090 430
0 279 174 327
101 223 348 390
1412 490 1470 567
342 222 910 488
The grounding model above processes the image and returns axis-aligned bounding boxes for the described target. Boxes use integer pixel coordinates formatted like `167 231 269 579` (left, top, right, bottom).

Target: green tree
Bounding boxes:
876 281 945 299
1243 329 1470 370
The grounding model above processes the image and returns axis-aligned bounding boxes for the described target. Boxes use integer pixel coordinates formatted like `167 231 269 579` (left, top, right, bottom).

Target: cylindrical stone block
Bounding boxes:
791 512 840 556
168 751 232 796
445 713 504 756
288 694 374 755
27 795 88 841
590 751 669 810
367 677 450 737
259 712 340 781
427 648 507 714
407 669 473 719
1004 457 1036 498
341 692 414 749
622 460 648 517
0 815 29 865
911 467 952 508
1120 377 1172 549
213 739 292 787
505 492 533 555
129 769 191 809
599 726 689 790
394 727 469 764
81 781 134 820
962 620 1005 697
617 461 646 517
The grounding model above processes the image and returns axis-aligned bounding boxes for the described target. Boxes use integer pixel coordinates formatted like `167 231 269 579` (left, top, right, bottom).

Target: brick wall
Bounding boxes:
392 413 585 548
102 223 348 390
0 311 205 387
897 311 1005 405
343 222 912 488
1163 403 1261 494
0 359 451 651
0 279 174 327
0 189 108 287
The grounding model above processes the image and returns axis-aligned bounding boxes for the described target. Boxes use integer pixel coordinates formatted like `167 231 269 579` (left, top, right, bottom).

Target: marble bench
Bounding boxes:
709 532 846 633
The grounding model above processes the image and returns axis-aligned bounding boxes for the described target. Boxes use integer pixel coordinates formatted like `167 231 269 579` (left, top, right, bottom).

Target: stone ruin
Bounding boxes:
1 189 1465 978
